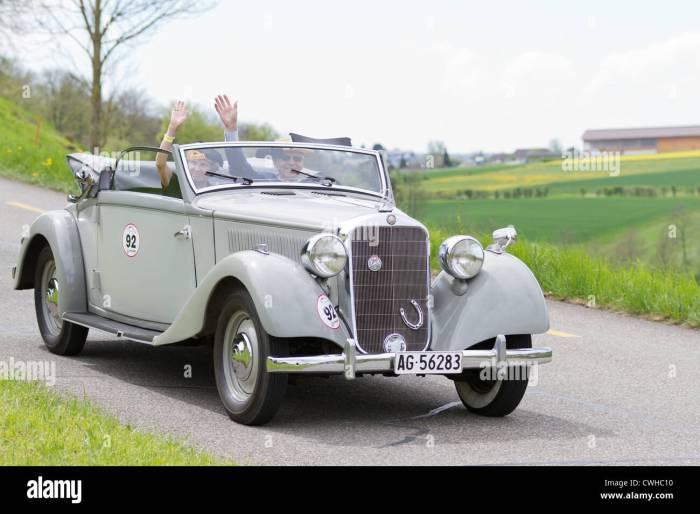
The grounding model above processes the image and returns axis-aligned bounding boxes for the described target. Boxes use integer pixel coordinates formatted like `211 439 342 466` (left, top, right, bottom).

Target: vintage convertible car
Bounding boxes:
12 140 552 425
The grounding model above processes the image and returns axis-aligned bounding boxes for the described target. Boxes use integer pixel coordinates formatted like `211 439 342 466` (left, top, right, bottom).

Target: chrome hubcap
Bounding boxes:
42 260 62 335
223 311 259 402
231 333 253 381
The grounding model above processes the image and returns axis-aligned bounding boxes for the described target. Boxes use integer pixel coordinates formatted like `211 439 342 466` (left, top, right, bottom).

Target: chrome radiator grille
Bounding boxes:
350 225 430 354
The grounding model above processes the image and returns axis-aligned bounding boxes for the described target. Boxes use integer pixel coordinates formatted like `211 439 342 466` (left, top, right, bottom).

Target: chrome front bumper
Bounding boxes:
266 335 552 379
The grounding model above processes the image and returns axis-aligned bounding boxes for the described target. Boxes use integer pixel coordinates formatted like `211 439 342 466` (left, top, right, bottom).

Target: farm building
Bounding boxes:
512 148 557 163
582 125 700 154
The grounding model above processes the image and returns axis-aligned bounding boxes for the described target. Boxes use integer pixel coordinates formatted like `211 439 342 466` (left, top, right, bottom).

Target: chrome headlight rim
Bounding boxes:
301 234 348 278
438 235 485 280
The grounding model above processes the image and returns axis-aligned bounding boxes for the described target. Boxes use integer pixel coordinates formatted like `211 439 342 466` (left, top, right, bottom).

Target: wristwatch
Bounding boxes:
163 134 175 143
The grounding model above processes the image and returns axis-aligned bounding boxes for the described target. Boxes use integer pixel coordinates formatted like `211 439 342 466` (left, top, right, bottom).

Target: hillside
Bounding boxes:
0 95 80 192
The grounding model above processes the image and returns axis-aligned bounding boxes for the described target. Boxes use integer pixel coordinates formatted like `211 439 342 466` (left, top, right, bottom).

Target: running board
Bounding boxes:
63 312 163 344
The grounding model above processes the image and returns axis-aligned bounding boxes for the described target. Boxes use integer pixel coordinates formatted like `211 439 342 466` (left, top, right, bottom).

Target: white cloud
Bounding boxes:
587 32 700 94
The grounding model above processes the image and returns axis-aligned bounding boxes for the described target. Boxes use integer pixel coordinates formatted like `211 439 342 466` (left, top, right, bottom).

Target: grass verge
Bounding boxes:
0 95 79 193
0 380 229 465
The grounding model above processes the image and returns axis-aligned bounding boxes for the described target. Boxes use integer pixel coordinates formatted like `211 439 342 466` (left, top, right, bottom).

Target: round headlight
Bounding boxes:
301 234 347 278
438 235 484 279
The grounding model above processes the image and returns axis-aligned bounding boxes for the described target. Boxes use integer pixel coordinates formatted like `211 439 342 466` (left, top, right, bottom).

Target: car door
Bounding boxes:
94 152 196 325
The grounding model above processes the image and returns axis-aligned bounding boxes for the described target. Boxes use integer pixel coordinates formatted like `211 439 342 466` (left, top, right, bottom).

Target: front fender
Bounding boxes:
153 250 350 346
13 210 87 317
430 251 549 351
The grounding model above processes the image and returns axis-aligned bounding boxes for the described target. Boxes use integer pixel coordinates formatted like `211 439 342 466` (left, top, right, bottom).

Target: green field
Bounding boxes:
547 168 700 194
411 153 700 276
421 196 700 243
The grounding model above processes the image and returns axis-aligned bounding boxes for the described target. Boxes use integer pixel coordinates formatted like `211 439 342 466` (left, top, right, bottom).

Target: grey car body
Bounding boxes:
13 141 552 425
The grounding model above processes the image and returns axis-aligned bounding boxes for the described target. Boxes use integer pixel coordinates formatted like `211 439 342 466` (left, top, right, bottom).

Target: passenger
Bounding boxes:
156 100 229 191
183 149 226 189
155 100 186 189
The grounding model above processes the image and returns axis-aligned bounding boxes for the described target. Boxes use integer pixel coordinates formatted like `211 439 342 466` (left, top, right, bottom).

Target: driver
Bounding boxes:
266 147 313 181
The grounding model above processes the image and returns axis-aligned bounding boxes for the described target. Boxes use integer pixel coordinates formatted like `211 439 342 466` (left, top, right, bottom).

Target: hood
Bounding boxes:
194 189 393 231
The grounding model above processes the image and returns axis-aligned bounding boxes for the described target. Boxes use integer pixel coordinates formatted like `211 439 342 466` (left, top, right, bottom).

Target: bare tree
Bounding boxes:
36 0 214 151
0 0 34 45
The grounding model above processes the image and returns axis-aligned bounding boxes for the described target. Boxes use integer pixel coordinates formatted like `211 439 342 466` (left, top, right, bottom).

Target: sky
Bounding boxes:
15 0 700 154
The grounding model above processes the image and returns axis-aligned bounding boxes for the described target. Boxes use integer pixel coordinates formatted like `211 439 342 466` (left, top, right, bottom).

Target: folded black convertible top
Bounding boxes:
289 133 352 147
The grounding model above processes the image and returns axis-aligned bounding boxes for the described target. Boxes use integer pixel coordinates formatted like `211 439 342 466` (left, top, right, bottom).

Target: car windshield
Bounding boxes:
180 144 384 195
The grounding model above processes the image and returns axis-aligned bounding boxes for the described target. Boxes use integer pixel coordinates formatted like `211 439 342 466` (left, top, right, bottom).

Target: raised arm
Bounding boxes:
156 100 188 187
214 94 256 180
215 94 238 135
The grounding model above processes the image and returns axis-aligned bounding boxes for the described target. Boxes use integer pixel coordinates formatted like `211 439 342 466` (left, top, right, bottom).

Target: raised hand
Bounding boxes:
169 100 188 131
214 94 238 132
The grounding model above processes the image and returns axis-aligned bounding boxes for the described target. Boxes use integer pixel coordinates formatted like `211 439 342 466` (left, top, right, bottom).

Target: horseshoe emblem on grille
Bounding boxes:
400 299 424 330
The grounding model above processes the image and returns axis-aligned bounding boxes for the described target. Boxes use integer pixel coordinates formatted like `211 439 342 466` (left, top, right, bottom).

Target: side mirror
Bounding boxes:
74 166 94 191
68 165 96 203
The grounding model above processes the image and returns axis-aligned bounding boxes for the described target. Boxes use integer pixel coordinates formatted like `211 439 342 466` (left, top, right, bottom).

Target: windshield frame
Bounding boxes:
177 141 390 200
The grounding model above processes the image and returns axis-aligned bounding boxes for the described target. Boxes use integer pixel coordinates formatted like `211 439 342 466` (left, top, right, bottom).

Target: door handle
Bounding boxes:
174 225 192 240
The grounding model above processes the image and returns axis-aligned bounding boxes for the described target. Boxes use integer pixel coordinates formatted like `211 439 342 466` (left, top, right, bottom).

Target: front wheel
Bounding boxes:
213 288 288 425
454 334 532 417
34 246 88 355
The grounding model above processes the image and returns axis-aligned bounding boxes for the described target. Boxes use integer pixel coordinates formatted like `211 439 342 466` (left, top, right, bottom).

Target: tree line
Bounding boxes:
0 53 279 152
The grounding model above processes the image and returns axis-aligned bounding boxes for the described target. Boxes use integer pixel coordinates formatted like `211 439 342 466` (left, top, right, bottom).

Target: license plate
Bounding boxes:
394 352 462 374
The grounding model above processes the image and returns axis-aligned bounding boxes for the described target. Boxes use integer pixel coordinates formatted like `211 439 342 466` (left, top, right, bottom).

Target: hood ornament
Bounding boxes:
377 199 394 212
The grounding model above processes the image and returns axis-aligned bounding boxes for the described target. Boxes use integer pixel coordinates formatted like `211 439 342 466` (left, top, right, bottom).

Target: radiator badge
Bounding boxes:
367 254 382 272
400 299 424 330
383 333 406 353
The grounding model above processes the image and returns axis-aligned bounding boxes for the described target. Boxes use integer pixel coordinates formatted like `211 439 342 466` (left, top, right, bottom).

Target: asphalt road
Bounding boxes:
1 176 699 465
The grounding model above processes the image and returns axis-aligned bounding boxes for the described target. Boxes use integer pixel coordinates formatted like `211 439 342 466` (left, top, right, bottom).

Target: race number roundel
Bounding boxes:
317 294 340 330
122 223 140 258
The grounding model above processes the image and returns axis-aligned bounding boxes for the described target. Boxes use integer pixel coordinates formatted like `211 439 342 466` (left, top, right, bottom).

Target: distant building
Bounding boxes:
487 152 513 164
582 125 700 154
385 150 424 170
512 148 556 163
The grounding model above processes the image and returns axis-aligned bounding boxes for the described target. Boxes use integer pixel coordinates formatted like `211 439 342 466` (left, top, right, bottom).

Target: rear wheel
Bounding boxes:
33 246 88 355
213 288 288 425
454 334 532 417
